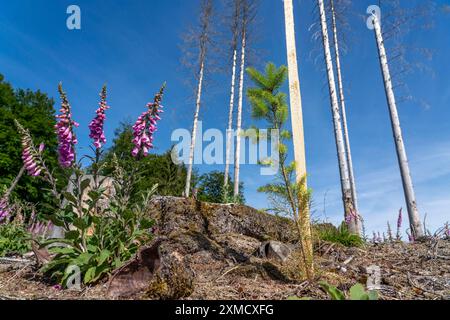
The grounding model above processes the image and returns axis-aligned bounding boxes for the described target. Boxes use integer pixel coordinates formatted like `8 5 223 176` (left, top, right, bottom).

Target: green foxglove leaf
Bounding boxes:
350 283 367 300
65 230 80 240
97 249 111 266
48 247 77 255
319 281 346 300
63 192 78 205
84 266 96 284
80 179 91 194
74 252 93 266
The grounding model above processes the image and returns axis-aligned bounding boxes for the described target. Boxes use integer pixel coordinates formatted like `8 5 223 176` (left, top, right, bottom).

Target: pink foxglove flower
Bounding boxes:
15 119 44 177
345 209 358 227
406 230 415 243
396 208 403 240
55 83 79 168
89 86 109 149
0 197 10 223
132 85 165 158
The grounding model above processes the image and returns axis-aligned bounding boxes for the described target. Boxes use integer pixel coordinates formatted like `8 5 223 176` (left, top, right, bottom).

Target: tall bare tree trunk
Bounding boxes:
329 0 361 230
184 0 212 197
224 49 237 189
371 13 423 239
224 1 241 191
317 0 359 234
283 0 307 184
233 32 246 199
283 0 314 279
185 61 205 197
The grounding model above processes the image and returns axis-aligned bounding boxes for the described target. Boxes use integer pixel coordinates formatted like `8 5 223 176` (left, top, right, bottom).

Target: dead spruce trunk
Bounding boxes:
233 33 246 198
224 1 241 191
317 0 359 234
184 0 212 197
283 0 314 279
329 0 361 228
283 0 308 184
371 14 423 239
224 49 238 190
185 60 205 197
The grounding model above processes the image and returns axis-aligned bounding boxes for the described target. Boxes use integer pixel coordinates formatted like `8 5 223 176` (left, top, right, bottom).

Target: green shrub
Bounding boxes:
317 222 364 247
0 223 31 257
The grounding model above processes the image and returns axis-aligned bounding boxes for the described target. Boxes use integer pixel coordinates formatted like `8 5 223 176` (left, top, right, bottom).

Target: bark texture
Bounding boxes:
317 0 359 234
233 35 246 198
184 0 213 197
329 0 361 229
283 0 307 184
224 49 238 189
371 14 423 238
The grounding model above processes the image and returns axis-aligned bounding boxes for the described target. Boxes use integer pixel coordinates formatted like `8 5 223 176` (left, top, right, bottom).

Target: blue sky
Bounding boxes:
0 0 449 237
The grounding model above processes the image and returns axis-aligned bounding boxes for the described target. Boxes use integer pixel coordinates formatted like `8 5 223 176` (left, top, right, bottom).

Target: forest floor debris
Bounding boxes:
1 240 448 300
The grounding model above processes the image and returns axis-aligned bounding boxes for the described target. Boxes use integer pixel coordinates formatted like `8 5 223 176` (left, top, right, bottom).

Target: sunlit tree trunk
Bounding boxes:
283 0 314 280
224 49 237 189
371 13 423 239
233 32 246 198
317 0 359 234
283 0 307 184
184 0 212 197
329 0 361 230
185 60 205 197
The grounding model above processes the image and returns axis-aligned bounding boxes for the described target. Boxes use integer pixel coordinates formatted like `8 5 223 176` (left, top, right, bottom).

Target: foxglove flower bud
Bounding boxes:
89 85 109 149
0 197 10 223
55 83 78 168
132 84 165 158
14 119 45 177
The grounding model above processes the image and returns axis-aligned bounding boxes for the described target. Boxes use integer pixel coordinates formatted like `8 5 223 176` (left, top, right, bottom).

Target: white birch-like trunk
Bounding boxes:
233 35 246 198
371 14 423 238
318 0 359 234
185 61 205 197
329 0 361 230
224 49 238 189
283 0 307 184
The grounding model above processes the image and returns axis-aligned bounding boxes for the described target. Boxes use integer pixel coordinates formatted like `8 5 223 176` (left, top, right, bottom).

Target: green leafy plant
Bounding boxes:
41 162 157 287
317 222 364 247
0 223 31 257
319 281 378 300
15 84 166 288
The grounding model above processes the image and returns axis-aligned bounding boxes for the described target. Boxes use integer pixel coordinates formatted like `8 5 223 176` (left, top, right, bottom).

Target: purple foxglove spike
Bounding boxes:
131 85 165 158
56 84 78 167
